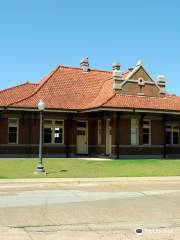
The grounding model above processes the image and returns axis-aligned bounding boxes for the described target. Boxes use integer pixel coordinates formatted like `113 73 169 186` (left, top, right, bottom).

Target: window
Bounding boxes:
131 119 139 145
143 120 151 145
166 125 179 145
77 121 86 128
165 125 171 144
77 130 86 135
54 127 63 143
138 78 145 86
173 126 179 144
44 127 52 143
44 119 64 144
143 128 150 144
98 120 102 145
8 118 18 144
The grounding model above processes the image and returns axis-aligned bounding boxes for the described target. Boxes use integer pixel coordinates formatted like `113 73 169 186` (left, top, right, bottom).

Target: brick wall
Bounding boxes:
151 120 164 145
0 111 179 157
0 118 8 144
119 67 162 97
119 118 131 145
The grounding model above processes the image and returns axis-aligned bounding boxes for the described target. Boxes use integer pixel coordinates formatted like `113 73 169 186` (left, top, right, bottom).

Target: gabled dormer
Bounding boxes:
113 60 166 97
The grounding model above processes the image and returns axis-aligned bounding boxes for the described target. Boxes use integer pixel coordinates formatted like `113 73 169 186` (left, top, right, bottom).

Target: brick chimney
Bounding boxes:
112 62 123 91
80 57 89 72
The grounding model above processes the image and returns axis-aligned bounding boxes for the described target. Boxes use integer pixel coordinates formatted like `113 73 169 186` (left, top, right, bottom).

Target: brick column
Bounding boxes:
139 114 144 145
115 113 120 158
65 114 74 157
163 117 167 159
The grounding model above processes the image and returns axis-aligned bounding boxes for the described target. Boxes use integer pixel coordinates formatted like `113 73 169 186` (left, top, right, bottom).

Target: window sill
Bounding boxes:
43 143 65 146
166 144 180 147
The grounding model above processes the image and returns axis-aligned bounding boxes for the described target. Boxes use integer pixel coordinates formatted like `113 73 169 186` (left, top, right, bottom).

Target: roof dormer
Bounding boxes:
112 60 166 98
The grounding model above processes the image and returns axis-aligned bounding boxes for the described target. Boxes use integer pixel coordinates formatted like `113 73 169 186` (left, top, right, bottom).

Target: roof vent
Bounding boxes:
138 78 145 86
112 62 121 70
157 75 166 94
80 57 89 72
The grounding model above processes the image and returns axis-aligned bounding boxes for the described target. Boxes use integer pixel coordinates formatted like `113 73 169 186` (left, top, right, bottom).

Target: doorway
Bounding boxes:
77 121 88 154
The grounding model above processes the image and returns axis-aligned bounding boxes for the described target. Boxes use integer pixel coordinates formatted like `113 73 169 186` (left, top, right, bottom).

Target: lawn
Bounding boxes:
0 158 180 178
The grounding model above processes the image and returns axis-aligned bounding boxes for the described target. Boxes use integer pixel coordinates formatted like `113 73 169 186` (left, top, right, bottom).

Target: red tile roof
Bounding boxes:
102 94 180 112
7 65 115 110
0 64 180 113
0 82 38 107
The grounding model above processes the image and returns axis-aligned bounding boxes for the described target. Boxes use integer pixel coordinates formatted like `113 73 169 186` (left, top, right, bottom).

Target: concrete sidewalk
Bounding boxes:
0 178 180 240
0 176 180 240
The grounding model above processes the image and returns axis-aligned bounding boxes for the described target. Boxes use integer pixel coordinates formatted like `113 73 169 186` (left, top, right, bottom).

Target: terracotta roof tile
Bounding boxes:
0 82 38 107
102 94 180 112
0 64 179 113
9 65 114 110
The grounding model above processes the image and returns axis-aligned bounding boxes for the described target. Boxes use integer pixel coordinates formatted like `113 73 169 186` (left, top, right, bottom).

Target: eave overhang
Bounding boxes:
4 106 77 113
1 105 180 116
81 107 180 115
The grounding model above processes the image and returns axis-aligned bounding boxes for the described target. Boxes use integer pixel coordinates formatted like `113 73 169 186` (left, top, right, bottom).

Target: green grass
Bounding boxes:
0 158 180 178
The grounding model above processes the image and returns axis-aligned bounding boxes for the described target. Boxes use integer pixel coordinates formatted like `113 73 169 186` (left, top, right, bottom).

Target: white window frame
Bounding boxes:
97 120 102 145
142 119 151 145
131 119 139 145
8 118 19 144
44 119 64 144
166 124 179 145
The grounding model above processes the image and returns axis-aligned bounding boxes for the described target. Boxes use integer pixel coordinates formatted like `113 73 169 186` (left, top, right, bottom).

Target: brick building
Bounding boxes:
0 58 180 158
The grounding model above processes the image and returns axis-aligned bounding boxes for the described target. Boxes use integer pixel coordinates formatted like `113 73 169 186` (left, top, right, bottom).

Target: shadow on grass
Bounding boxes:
46 169 68 175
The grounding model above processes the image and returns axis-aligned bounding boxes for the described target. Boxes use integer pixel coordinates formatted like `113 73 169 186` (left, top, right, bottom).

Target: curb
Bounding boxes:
0 176 180 184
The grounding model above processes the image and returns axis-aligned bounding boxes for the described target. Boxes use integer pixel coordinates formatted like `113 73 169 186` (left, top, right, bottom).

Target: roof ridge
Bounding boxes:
166 93 178 97
0 82 34 95
8 65 60 107
36 65 60 90
60 64 132 75
101 93 116 107
122 70 133 75
82 77 114 109
59 64 112 73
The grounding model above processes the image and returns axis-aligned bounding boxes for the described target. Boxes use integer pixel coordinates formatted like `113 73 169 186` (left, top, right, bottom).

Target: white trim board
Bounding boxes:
6 107 76 113
81 107 180 115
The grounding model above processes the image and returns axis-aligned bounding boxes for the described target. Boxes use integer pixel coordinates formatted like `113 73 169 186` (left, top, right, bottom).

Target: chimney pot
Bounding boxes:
157 75 166 94
112 63 123 91
112 62 121 70
80 57 89 72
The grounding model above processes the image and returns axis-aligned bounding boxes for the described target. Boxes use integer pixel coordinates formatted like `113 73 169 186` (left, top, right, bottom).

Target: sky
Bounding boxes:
0 0 180 94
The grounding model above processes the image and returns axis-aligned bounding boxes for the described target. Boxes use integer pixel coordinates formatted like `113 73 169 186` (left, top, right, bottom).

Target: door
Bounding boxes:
106 119 112 155
77 121 88 154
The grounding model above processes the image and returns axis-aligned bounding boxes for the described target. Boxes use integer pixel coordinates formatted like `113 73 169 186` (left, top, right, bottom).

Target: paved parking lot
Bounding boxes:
0 177 180 239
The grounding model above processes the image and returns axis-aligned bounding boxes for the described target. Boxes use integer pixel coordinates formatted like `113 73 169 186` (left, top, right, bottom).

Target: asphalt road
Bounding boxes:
0 178 180 239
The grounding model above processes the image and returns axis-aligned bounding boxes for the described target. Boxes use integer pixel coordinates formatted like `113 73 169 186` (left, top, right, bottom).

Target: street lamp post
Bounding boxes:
36 99 46 173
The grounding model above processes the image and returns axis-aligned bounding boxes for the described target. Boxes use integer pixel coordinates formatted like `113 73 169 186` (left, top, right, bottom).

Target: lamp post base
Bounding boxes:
35 163 46 174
